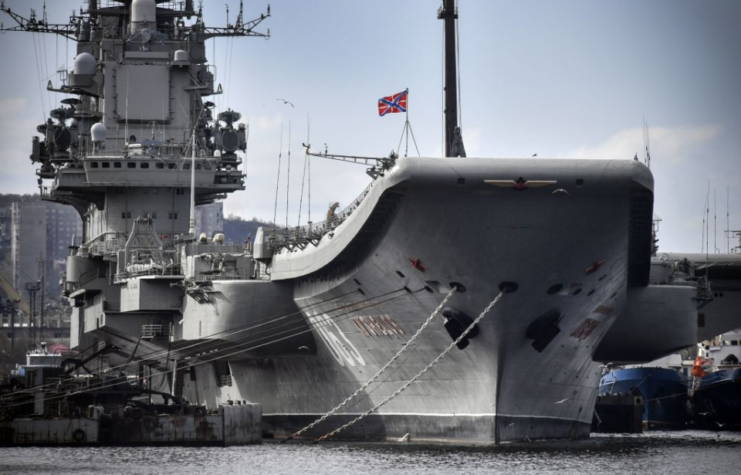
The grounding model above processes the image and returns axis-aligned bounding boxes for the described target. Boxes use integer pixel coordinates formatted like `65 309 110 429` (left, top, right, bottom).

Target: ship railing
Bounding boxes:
187 242 251 255
194 273 246 282
85 232 128 256
113 261 182 284
269 180 375 252
141 324 166 340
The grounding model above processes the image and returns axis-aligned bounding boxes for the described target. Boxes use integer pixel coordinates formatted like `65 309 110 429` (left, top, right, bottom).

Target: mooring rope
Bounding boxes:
281 285 459 443
313 290 505 443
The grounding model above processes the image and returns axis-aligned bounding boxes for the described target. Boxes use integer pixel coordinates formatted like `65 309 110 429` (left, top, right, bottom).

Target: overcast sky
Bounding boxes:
1 0 739 253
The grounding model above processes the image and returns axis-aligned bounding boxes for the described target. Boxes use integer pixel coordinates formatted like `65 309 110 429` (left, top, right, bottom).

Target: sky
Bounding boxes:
0 0 739 253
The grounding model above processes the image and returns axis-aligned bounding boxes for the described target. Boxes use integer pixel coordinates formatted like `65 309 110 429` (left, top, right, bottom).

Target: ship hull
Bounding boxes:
692 368 741 429
180 157 654 443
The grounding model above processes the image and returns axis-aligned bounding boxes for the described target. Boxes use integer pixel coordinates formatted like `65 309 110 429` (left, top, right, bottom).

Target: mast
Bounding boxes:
438 0 465 157
188 133 196 236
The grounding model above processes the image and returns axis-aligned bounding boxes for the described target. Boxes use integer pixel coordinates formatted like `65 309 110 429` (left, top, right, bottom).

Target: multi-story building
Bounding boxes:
9 199 82 298
195 202 224 239
11 201 46 295
46 202 83 262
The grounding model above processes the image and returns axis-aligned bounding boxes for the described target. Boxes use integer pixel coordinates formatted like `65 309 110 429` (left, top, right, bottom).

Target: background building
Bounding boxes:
196 202 224 239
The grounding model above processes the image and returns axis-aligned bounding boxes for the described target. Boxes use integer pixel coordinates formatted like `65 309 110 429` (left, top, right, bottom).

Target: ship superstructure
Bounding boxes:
1 0 270 397
2 0 711 444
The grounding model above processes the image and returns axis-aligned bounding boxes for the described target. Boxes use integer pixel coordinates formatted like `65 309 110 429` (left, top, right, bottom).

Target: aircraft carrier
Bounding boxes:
3 0 729 443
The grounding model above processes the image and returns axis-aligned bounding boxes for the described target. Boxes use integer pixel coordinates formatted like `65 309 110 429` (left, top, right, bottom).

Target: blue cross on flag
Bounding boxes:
378 89 408 116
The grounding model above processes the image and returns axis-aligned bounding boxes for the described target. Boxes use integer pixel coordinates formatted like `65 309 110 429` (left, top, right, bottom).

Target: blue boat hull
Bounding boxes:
692 368 741 429
599 367 688 429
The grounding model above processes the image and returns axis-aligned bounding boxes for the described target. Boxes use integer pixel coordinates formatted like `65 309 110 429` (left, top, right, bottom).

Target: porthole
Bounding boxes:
547 284 563 295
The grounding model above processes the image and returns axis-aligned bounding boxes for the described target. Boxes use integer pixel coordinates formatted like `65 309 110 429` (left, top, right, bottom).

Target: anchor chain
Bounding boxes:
282 285 459 442
314 289 505 443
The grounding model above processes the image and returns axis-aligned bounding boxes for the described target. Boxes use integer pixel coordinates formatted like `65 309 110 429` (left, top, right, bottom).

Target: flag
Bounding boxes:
378 89 408 116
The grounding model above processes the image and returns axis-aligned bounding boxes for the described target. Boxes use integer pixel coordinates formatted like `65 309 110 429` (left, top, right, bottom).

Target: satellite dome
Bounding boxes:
132 0 157 24
73 53 96 75
174 50 188 62
91 123 107 143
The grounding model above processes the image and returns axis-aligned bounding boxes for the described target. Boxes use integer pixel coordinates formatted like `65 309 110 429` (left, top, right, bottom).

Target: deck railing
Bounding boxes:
269 180 375 252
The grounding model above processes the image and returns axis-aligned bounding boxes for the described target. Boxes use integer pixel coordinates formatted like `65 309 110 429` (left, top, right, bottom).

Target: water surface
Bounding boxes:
1 431 739 475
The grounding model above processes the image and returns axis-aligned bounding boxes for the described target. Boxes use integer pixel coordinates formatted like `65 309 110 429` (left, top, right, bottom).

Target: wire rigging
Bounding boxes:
3 288 418 407
297 116 310 227
286 121 292 231
272 124 283 230
31 32 47 121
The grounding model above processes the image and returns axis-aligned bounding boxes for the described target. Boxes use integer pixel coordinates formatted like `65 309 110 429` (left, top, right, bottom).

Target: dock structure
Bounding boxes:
1 403 261 446
592 394 644 434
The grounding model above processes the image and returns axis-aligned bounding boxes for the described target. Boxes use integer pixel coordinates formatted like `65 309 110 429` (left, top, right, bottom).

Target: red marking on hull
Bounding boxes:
407 256 428 272
570 318 600 341
585 260 606 275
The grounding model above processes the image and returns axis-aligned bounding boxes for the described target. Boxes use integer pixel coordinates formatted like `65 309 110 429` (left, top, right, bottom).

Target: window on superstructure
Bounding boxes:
102 162 110 168
127 162 136 169
141 163 150 169
91 162 99 168
183 163 190 170
213 361 232 387
168 163 176 169
195 164 202 170
114 162 122 168
151 212 157 219
156 163 164 169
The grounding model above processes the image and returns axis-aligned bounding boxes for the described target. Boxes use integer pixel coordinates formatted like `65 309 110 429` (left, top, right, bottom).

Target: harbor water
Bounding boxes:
1 431 740 475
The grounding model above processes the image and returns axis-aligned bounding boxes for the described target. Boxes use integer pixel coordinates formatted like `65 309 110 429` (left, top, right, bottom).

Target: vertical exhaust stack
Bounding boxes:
130 0 157 34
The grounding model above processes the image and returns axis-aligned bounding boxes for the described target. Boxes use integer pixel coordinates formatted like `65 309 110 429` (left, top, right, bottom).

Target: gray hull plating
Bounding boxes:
180 157 653 443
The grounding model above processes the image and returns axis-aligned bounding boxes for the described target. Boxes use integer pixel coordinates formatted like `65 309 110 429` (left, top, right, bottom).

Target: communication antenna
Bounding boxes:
642 117 651 169
714 189 717 253
727 186 731 253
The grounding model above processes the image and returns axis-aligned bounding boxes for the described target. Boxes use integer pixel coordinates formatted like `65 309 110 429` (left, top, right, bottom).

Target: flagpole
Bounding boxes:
405 88 409 157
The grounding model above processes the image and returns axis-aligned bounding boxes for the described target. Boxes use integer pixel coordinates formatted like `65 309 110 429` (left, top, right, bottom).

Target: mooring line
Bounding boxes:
313 290 505 443
281 285 459 443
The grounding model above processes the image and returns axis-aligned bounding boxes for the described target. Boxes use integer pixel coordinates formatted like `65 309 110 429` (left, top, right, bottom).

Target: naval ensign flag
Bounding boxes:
378 89 408 116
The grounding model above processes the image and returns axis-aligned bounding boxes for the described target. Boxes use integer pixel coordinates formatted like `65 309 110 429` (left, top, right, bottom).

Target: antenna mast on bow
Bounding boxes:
438 0 465 157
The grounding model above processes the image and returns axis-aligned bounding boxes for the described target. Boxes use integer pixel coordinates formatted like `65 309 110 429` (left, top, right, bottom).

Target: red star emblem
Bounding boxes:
407 257 428 272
